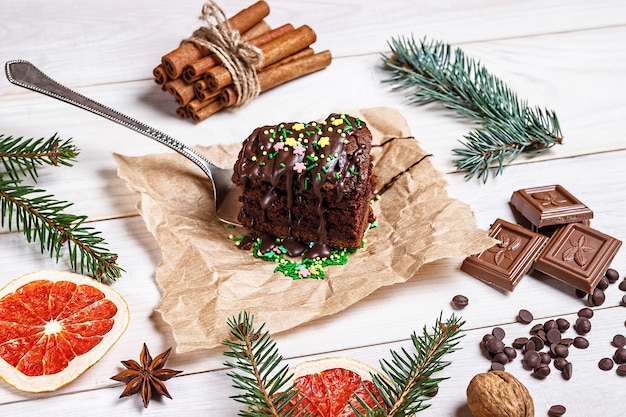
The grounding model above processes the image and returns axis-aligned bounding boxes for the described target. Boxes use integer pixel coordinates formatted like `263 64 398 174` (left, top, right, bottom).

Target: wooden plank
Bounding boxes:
1 0 626 95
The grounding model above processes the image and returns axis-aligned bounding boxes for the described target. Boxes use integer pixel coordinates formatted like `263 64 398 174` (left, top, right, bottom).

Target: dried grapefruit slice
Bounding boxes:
283 357 388 417
0 270 129 392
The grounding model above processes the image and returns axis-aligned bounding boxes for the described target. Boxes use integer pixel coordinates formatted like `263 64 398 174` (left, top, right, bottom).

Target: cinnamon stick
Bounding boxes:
258 50 332 92
161 0 270 79
165 78 196 106
187 96 219 113
261 25 317 68
225 0 270 34
189 98 226 122
262 47 314 72
204 25 317 93
153 64 169 86
240 20 271 41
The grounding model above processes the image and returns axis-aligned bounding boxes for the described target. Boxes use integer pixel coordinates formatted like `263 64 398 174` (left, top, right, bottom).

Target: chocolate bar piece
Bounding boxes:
510 185 593 229
461 218 549 291
533 222 622 294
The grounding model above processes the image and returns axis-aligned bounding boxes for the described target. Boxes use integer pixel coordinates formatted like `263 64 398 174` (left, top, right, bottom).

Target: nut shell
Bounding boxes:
466 371 534 417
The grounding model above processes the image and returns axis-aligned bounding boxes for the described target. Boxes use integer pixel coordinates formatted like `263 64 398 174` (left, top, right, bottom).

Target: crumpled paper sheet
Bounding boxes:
114 107 495 353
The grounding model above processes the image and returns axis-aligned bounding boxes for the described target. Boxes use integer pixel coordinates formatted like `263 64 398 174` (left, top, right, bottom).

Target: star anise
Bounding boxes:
111 343 182 408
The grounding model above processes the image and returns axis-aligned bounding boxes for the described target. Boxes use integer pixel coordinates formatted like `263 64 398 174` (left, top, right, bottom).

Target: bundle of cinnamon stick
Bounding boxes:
153 1 332 122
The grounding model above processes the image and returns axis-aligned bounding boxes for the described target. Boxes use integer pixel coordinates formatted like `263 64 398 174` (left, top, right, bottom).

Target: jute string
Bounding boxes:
185 1 263 107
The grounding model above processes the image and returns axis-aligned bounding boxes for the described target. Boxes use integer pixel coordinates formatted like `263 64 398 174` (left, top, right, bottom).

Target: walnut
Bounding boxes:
466 370 534 417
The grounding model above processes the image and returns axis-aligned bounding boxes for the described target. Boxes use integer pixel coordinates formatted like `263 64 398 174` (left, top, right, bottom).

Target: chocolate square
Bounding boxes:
533 222 622 294
461 218 549 291
510 185 593 229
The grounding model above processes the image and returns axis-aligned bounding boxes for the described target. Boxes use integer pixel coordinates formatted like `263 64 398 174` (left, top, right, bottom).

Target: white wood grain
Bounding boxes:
1 0 625 415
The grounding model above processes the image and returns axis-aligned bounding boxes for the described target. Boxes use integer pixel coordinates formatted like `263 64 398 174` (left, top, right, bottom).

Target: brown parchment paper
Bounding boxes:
114 107 495 353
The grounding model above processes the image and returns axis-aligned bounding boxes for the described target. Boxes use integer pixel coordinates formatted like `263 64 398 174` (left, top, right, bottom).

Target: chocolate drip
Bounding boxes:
371 135 415 148
376 154 432 197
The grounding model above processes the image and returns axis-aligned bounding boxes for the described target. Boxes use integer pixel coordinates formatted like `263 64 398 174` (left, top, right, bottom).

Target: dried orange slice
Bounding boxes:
283 357 388 417
0 270 129 392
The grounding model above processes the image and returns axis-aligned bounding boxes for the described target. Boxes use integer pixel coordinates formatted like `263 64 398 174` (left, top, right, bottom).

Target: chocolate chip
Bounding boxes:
596 275 609 291
575 288 587 298
556 318 570 332
532 363 551 379
553 357 568 371
503 346 517 361
573 336 589 349
543 319 558 331
616 364 626 376
524 339 537 353
612 334 626 348
575 317 592 334
451 294 468 309
578 307 594 318
560 337 574 346
548 404 567 416
517 308 534 324
530 323 544 335
539 351 551 365
621 295 626 307
599 357 614 371
619 280 626 292
606 268 620 283
485 337 505 354
613 347 626 364
523 350 541 369
512 337 529 349
530 336 545 351
492 327 506 340
492 352 509 365
587 288 605 306
561 362 573 380
490 362 505 371
552 343 569 358
546 328 562 345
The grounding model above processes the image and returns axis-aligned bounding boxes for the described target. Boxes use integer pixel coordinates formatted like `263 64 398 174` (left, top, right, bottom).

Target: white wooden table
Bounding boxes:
1 1 625 415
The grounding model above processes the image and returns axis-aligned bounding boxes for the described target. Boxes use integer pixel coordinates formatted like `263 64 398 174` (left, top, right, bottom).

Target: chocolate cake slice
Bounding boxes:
232 113 376 256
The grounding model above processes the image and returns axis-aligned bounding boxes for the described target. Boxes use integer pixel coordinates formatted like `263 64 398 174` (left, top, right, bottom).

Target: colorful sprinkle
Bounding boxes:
292 143 306 155
293 162 306 173
318 136 330 148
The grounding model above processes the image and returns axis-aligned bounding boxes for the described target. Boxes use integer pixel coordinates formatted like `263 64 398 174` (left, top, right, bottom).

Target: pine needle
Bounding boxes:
0 134 122 282
382 35 563 182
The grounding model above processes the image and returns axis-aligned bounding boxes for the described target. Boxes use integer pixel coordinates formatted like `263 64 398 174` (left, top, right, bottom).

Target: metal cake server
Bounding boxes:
5 60 242 225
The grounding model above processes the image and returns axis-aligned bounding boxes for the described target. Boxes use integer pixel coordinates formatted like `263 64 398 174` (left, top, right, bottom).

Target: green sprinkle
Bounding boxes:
335 173 341 179
322 166 329 173
306 163 318 171
304 178 309 190
280 162 286 168
317 173 322 181
260 161 266 166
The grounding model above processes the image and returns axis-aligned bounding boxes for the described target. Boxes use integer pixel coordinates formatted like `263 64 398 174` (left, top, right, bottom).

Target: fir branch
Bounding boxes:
0 178 122 283
0 134 78 181
223 311 309 417
365 313 464 417
382 35 563 182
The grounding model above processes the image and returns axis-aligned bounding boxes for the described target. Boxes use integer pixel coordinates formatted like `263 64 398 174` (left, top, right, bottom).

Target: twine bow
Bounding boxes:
186 1 263 107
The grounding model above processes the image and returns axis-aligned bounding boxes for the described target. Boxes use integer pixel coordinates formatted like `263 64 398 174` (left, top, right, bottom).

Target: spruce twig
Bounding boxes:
0 134 122 282
0 134 78 180
382 35 563 182
365 313 464 416
223 311 309 417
